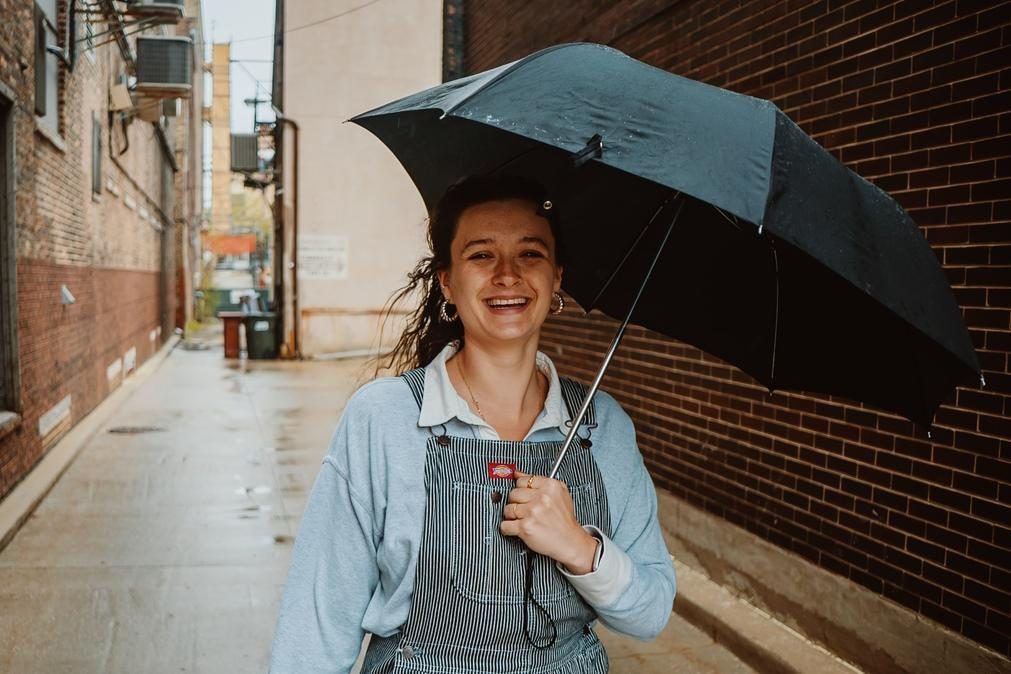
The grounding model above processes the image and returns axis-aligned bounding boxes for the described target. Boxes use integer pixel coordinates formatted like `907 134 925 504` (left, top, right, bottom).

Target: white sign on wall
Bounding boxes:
298 234 348 280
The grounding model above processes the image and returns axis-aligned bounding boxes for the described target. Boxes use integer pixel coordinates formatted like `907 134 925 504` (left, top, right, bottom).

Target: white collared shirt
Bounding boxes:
419 341 569 441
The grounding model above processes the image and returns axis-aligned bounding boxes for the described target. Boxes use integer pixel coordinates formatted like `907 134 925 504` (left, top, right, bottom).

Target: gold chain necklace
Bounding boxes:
456 357 486 421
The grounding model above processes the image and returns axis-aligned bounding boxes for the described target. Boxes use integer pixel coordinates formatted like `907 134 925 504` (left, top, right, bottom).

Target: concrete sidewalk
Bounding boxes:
0 329 856 673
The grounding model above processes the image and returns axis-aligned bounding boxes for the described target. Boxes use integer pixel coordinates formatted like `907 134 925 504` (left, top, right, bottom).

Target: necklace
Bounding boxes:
456 357 486 421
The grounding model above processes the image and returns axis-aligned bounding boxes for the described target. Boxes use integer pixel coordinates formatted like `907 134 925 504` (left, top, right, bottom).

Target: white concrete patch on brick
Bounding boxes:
106 358 122 385
123 347 137 376
105 178 120 196
38 395 72 438
149 328 157 343
124 194 136 211
138 205 149 220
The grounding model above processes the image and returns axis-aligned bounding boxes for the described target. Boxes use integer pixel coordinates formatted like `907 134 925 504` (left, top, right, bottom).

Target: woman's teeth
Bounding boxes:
487 298 528 307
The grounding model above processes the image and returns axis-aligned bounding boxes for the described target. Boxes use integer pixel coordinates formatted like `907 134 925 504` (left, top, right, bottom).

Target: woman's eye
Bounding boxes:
468 252 492 260
521 250 545 258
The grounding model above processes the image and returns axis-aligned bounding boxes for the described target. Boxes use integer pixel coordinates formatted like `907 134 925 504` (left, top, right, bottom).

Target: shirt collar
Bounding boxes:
419 341 569 439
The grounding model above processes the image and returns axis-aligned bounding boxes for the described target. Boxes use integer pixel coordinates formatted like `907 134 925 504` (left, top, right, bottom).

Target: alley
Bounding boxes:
0 333 756 673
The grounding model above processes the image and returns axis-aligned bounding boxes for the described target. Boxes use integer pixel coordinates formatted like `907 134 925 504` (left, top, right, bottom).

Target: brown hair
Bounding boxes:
378 174 564 374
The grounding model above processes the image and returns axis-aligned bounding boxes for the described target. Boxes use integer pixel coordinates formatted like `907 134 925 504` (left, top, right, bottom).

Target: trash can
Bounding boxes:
217 311 246 359
244 312 278 359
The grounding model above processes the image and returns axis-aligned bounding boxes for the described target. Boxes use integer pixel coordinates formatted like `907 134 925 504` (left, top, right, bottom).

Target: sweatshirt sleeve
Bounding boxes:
567 401 677 640
269 402 380 673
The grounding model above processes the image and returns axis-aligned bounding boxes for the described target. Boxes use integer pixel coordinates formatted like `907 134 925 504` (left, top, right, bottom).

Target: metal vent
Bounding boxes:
231 134 259 172
135 37 192 98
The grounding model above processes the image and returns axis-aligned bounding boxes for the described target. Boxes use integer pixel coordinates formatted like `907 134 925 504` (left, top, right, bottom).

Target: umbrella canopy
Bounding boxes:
351 42 980 427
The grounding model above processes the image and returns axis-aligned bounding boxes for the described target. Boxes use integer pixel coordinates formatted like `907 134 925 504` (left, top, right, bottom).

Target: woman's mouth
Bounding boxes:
485 297 530 311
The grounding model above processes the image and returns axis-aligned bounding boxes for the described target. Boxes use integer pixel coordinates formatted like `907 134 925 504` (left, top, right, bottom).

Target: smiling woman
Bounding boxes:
269 174 676 674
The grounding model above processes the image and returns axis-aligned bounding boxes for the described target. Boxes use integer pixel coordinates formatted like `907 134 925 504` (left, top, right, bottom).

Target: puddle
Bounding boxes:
234 485 273 496
260 534 294 545
108 426 166 434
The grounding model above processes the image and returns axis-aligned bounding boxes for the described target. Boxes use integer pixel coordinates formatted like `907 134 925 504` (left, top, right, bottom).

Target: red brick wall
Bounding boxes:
463 0 1011 657
2 262 161 497
0 0 176 501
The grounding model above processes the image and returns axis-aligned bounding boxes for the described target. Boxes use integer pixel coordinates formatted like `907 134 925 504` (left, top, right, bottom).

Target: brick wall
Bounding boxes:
2 262 161 496
0 0 182 501
464 0 1011 657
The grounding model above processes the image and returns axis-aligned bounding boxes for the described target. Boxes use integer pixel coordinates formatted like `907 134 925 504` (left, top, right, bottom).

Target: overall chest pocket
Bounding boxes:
449 481 595 605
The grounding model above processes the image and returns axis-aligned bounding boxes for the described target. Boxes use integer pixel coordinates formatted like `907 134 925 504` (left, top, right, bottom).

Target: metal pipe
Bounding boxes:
275 115 300 358
549 194 685 480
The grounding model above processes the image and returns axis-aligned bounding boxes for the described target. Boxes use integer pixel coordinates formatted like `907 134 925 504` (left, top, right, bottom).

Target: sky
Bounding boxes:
202 0 277 132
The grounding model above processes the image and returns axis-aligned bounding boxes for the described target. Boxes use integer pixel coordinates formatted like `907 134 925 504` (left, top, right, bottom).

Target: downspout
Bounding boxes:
276 115 299 358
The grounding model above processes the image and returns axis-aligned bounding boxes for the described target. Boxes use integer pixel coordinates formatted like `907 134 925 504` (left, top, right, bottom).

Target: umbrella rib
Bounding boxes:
586 194 677 311
550 194 687 480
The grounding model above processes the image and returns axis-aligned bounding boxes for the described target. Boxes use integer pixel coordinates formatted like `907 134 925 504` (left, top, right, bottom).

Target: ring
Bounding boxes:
526 475 536 489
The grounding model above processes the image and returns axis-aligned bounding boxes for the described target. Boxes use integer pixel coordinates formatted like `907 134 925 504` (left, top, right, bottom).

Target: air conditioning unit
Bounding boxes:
135 36 192 98
231 134 259 172
124 0 185 22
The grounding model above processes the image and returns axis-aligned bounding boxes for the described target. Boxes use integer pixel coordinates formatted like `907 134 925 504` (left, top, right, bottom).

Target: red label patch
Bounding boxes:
488 462 516 480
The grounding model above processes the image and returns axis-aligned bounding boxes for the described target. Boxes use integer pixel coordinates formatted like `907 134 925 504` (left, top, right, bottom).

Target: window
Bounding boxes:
0 95 19 418
34 0 60 131
92 112 101 195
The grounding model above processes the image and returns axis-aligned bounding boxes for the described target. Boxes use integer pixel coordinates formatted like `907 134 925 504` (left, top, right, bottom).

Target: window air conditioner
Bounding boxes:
231 134 259 173
125 0 185 22
135 36 192 98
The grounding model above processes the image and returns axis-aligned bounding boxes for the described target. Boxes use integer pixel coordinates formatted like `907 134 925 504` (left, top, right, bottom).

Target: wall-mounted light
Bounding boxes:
60 284 76 305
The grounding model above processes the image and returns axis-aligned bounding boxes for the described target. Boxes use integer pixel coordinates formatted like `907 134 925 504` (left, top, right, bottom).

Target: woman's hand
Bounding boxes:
500 471 599 574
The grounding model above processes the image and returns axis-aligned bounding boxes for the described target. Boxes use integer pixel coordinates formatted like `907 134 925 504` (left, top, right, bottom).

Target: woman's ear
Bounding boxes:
437 270 452 303
554 265 563 292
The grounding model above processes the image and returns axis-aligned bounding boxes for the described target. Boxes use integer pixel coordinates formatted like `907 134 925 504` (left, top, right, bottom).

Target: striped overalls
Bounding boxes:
361 368 613 673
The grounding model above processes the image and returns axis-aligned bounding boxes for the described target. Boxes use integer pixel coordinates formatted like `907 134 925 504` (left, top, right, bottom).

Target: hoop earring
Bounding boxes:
440 299 458 322
550 292 564 315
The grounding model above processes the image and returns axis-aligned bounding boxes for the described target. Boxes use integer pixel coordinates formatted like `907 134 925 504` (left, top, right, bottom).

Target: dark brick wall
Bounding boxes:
0 0 178 501
463 0 1011 657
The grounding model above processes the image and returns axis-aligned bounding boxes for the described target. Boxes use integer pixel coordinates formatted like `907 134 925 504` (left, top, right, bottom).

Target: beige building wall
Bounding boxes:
284 0 441 356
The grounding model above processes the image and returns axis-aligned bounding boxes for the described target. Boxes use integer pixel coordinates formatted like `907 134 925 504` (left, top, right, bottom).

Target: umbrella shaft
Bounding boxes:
549 195 686 479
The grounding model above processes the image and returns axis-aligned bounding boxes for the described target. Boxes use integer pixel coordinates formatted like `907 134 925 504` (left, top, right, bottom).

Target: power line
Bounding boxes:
227 0 385 44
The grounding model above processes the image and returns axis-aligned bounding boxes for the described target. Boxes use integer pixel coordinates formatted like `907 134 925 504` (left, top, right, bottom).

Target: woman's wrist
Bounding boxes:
561 528 601 575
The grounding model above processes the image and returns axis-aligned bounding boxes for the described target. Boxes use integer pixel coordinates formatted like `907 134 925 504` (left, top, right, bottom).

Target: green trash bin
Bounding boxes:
244 312 278 359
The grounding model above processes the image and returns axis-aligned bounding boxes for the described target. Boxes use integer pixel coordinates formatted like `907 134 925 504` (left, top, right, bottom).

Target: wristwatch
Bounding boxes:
589 530 604 572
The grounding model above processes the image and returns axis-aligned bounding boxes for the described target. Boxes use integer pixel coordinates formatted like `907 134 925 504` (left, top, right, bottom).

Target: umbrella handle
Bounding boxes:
548 194 687 479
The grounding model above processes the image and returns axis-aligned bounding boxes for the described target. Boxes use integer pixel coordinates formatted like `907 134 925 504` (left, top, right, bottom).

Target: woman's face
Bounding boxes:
438 199 562 350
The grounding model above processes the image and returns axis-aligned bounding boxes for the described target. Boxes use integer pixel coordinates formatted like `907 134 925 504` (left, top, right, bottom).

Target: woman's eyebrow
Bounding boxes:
461 237 494 251
461 235 549 251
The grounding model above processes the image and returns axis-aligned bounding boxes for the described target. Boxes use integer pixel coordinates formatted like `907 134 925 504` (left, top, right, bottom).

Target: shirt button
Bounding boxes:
402 645 415 660
436 435 450 447
580 438 593 449
490 490 502 504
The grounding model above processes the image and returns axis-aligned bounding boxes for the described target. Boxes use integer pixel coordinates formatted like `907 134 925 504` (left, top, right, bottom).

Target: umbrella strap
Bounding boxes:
523 550 558 649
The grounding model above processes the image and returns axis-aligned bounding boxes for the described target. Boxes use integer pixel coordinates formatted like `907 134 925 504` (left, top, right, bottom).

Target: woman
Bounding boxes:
270 175 676 673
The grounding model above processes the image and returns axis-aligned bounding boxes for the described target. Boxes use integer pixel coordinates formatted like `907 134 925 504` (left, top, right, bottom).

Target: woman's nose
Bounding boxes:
493 258 520 285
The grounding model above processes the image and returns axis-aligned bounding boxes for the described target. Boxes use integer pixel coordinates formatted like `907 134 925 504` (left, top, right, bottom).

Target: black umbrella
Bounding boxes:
350 42 980 471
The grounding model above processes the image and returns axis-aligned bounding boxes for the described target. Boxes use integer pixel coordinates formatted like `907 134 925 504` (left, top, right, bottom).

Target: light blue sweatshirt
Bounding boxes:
270 353 676 673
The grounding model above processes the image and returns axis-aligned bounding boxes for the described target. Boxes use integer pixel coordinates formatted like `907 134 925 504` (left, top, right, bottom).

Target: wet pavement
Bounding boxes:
0 330 755 673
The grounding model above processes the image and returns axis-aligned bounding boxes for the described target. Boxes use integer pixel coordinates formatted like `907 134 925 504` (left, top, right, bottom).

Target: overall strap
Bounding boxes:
400 367 426 410
559 377 597 428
